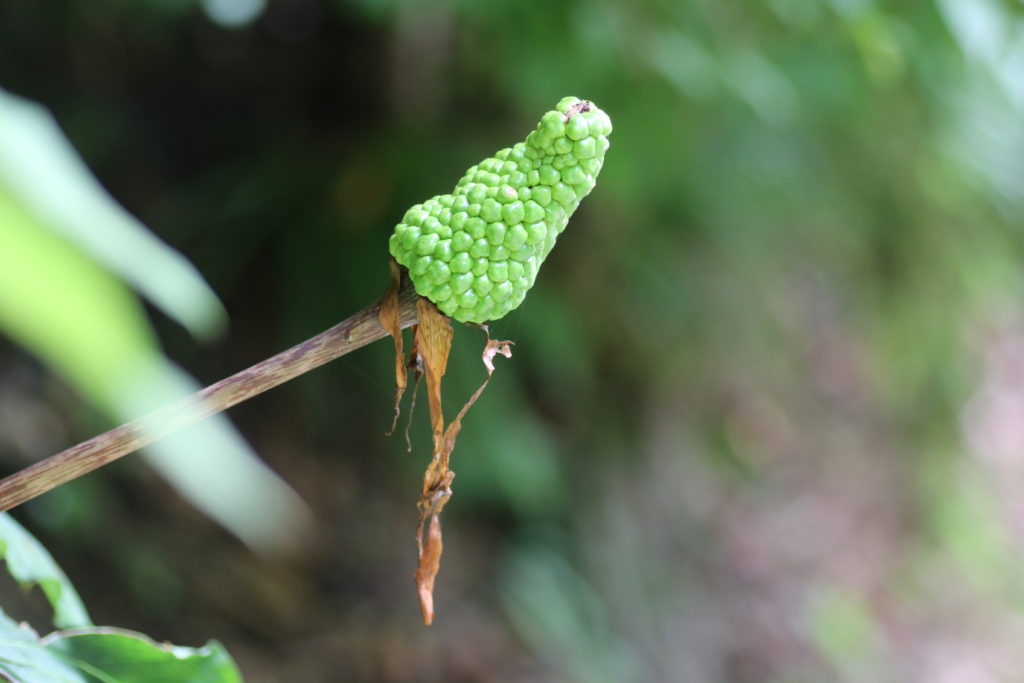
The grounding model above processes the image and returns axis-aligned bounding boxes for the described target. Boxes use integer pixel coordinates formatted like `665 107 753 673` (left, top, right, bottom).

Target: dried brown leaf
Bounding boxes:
414 297 453 448
414 507 446 625
409 317 511 626
483 336 514 374
403 365 423 452
378 260 407 434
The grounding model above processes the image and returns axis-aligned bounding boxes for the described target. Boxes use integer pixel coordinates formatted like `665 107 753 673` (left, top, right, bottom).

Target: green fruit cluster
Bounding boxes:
388 96 611 323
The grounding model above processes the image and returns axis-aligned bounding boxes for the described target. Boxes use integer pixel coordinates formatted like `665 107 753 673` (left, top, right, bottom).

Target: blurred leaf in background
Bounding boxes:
0 88 309 552
0 511 90 629
0 511 242 682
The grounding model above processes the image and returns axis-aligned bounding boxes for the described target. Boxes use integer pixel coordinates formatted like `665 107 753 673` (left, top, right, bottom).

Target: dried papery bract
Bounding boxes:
384 271 511 624
415 297 453 455
412 321 511 624
378 260 408 435
410 296 454 625
414 509 446 624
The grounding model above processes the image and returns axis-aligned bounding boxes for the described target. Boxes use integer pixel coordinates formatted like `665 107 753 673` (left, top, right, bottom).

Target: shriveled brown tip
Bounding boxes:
564 99 593 122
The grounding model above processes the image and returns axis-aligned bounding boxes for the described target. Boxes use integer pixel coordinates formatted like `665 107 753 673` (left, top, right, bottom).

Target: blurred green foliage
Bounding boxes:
0 87 309 552
3 0 1024 680
0 513 242 681
0 511 90 629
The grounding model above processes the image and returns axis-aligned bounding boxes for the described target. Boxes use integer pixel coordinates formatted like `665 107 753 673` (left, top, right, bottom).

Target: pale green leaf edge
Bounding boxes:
42 629 242 683
0 610 242 682
0 513 91 630
0 87 226 340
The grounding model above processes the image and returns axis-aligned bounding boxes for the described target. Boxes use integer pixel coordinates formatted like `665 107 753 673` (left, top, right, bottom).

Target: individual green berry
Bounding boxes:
416 233 439 256
389 97 611 323
451 272 474 293
523 201 545 222
473 275 493 295
552 182 576 206
469 238 489 258
503 224 528 251
525 221 547 245
427 260 450 284
540 110 565 137
465 217 486 239
532 186 552 206
450 252 472 274
553 98 577 115
563 165 587 186
497 185 518 203
488 261 508 282
553 137 573 154
457 288 479 308
400 226 420 250
437 296 458 317
433 239 453 262
538 165 559 185
507 171 527 188
492 280 513 302
481 199 503 222
485 222 507 245
573 137 596 159
451 231 473 252
411 255 431 276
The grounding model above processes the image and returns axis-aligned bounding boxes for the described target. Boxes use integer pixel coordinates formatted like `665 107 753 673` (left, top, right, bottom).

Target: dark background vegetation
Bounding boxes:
4 0 1024 680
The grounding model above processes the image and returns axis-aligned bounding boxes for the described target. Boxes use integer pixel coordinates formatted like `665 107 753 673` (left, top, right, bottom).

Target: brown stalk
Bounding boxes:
0 277 420 513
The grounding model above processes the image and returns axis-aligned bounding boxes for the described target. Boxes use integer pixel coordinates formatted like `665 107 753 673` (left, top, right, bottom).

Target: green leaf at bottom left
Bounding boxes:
0 610 87 683
41 629 242 683
0 613 243 683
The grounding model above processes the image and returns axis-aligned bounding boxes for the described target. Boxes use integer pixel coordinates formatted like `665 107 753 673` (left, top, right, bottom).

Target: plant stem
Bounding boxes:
0 279 420 513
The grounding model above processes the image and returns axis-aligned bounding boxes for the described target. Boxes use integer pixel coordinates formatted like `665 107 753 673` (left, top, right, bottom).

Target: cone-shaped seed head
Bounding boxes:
388 97 612 323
